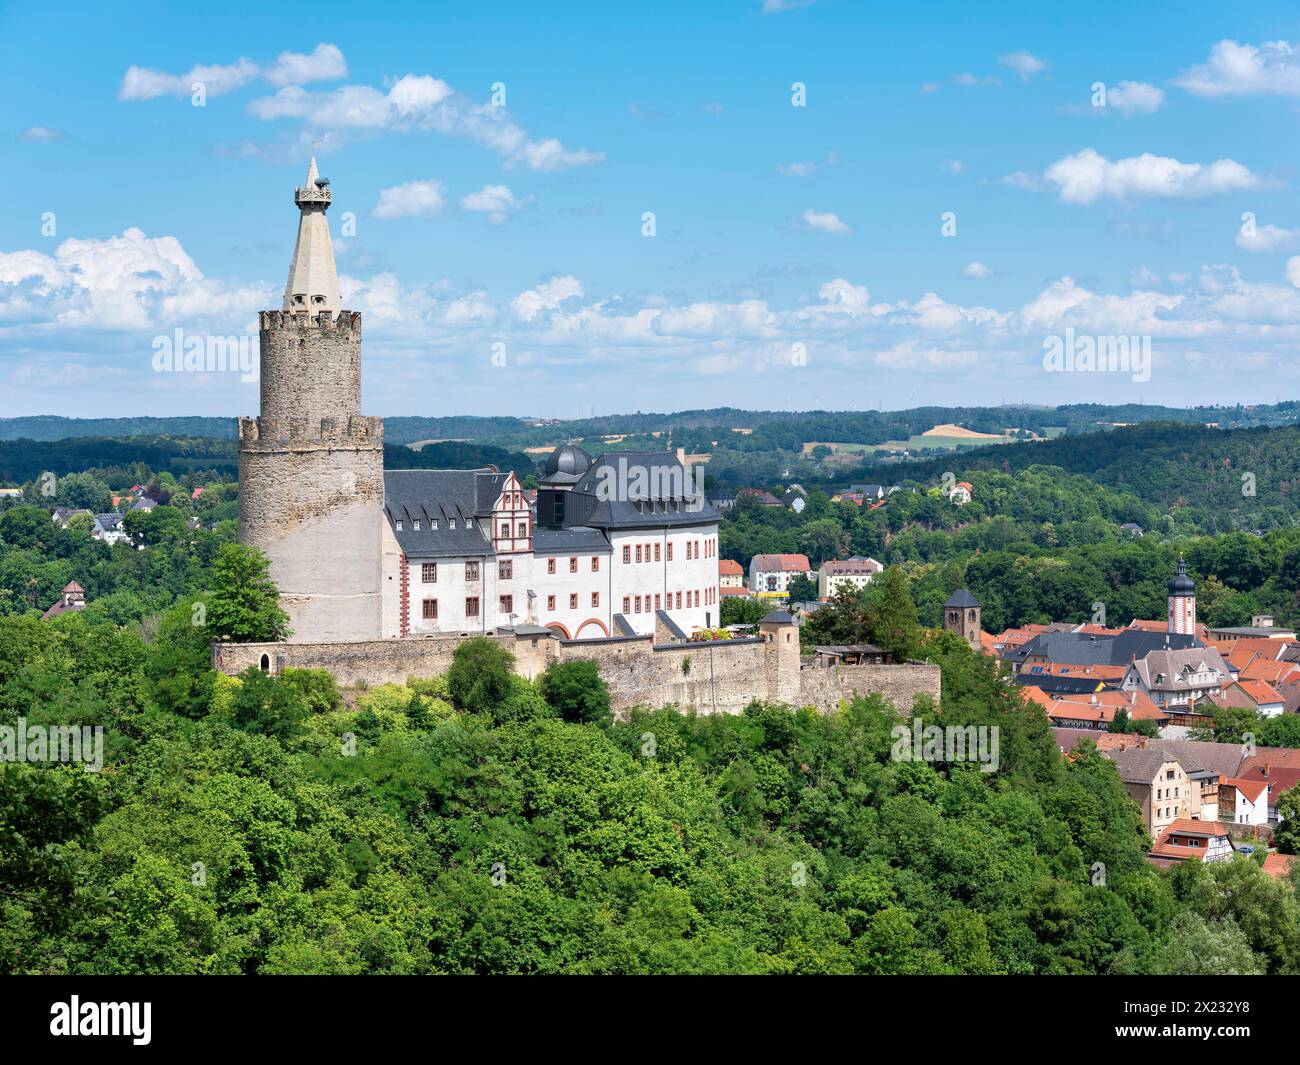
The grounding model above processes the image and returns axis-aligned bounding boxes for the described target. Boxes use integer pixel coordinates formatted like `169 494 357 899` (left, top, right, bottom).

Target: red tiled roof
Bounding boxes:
1263 854 1297 880
718 559 744 575
1223 776 1269 803
719 586 750 597
749 553 811 572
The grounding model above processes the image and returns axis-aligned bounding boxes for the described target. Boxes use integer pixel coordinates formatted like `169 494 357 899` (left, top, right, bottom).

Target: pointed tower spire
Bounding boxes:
283 155 340 316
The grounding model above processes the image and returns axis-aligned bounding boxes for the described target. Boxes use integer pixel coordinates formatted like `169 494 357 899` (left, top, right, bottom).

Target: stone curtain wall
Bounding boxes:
214 633 941 717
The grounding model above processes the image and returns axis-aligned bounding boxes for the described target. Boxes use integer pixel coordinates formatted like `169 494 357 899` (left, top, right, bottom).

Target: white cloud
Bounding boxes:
964 261 991 279
248 74 603 172
461 184 526 224
119 44 345 101
999 51 1048 81
1106 81 1164 115
373 180 447 220
1044 149 1260 204
264 44 347 88
762 0 815 11
511 276 584 321
778 161 817 177
953 72 999 87
1174 39 1300 97
800 209 850 234
1237 221 1300 252
1287 257 1300 288
20 126 63 143
944 159 964 175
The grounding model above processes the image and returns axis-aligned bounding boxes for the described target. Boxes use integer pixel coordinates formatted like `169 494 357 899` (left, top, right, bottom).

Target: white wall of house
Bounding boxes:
611 525 719 635
532 550 609 638
1228 787 1268 826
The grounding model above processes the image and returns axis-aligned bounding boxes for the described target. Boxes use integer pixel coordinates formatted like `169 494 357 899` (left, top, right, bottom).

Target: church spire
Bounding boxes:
283 155 341 316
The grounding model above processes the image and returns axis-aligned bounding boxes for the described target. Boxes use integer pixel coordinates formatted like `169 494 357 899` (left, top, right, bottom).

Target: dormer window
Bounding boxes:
430 519 438 529
413 520 420 531
395 519 403 531
449 518 456 529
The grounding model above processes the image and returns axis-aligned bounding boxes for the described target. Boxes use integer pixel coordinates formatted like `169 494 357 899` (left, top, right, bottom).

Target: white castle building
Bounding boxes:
240 161 720 644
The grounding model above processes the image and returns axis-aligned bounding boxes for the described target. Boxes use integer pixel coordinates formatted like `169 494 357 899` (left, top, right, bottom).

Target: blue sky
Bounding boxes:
3 0 1300 418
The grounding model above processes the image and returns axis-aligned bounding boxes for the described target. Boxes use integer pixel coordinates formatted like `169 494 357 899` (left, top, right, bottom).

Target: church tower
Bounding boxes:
237 158 384 642
1167 557 1196 636
943 589 982 650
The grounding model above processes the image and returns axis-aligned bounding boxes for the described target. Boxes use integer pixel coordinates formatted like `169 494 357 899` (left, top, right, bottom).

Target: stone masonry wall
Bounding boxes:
213 630 940 718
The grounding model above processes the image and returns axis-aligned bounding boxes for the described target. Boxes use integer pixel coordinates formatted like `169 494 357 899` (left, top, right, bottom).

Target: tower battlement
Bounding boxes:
238 414 383 449
259 309 361 335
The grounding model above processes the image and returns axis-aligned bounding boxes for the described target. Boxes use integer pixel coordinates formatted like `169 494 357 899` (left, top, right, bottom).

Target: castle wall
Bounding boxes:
257 310 361 422
213 630 941 719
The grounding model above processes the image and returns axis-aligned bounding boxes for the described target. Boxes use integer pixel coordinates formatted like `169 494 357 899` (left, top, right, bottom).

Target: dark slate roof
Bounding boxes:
532 526 611 554
94 512 124 530
564 451 719 529
613 613 637 637
384 469 503 557
761 610 795 624
1014 673 1105 695
944 589 981 609
1005 629 1203 669
540 444 593 485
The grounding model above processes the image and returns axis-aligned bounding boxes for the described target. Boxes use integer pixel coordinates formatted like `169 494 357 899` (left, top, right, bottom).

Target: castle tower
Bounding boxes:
1168 557 1196 636
760 609 801 704
237 157 384 642
943 589 982 650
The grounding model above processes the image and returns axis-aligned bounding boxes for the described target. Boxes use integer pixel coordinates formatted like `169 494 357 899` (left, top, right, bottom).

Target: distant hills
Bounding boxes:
3 402 1299 446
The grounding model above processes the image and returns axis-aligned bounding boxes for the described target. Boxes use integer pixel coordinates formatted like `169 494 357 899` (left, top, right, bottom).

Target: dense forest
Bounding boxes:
3 531 1298 973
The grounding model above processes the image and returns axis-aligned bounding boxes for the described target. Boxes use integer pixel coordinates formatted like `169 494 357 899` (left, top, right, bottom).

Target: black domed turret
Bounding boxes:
544 443 592 479
1168 557 1195 596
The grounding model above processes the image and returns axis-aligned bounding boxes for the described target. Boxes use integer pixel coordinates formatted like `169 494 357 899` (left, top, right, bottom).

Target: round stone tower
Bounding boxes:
237 157 384 642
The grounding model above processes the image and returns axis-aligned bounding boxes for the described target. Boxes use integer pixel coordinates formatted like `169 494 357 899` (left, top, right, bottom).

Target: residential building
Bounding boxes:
1110 749 1195 836
818 557 882 599
1149 819 1235 867
1220 776 1270 827
92 512 129 545
1121 646 1231 712
42 580 86 620
748 553 811 595
719 559 745 589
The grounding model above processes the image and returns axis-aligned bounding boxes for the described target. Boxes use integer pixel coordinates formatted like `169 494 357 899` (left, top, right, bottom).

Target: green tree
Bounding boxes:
786 574 819 603
1275 785 1300 855
865 566 921 660
540 660 612 726
446 637 514 715
206 543 290 642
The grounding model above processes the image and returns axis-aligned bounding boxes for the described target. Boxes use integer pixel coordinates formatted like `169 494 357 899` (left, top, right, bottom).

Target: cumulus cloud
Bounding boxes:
999 51 1048 81
964 261 991 279
1106 80 1164 115
511 276 584 321
1237 220 1300 252
461 184 527 224
800 209 850 234
119 44 345 101
762 0 815 11
1174 39 1300 97
1043 149 1260 204
373 180 447 220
